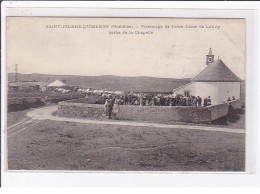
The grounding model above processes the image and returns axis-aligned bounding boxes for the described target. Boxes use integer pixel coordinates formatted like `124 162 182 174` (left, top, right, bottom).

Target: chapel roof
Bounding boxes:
192 59 242 82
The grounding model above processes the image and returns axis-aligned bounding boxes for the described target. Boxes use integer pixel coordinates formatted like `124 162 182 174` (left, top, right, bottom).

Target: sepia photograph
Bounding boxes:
5 17 246 172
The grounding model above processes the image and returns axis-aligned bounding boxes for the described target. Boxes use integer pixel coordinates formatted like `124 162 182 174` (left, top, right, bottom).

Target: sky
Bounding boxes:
6 17 245 79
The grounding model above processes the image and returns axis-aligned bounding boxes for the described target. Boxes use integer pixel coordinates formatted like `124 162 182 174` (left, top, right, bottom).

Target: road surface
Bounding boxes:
25 105 245 134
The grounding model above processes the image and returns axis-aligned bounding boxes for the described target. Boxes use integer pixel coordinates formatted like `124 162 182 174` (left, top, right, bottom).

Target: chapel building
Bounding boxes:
173 48 242 105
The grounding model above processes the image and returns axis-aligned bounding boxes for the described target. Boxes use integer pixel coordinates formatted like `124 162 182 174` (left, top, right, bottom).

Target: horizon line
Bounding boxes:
8 72 193 80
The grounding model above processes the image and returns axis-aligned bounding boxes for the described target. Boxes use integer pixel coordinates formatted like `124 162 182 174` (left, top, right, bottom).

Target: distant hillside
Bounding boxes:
8 73 191 93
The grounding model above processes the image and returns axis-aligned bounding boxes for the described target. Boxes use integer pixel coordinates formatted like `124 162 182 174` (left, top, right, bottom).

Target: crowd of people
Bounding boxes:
101 93 214 119
98 93 213 107
85 91 238 119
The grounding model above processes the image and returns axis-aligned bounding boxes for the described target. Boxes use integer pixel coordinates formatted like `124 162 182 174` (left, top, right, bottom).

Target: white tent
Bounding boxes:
47 80 66 87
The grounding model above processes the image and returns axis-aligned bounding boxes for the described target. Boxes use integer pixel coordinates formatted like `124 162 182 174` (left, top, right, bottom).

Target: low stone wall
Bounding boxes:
207 103 229 121
57 101 105 119
117 104 229 123
229 100 242 110
57 99 232 123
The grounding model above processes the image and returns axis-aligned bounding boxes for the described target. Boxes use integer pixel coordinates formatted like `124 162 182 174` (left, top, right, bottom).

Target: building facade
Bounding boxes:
173 49 242 105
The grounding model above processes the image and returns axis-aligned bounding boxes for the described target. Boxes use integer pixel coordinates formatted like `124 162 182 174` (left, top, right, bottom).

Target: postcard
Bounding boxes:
4 17 246 172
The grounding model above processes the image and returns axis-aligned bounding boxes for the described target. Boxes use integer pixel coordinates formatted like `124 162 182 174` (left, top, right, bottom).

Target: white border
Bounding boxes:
1 1 259 187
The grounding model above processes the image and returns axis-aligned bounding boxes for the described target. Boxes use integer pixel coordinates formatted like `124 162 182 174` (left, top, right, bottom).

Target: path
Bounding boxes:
26 106 245 134
7 118 42 137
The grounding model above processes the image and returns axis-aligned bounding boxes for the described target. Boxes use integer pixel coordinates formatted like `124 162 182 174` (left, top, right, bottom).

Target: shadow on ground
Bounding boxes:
211 106 245 126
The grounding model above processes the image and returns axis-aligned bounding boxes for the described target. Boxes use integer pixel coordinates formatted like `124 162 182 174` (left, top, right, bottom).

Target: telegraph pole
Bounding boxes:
15 64 18 82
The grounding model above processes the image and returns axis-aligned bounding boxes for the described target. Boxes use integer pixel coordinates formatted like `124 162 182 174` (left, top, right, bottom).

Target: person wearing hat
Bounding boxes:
207 96 211 106
104 99 113 119
197 96 202 106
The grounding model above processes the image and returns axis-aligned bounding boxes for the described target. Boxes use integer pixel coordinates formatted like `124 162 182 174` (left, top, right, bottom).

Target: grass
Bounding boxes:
7 109 31 127
7 110 245 171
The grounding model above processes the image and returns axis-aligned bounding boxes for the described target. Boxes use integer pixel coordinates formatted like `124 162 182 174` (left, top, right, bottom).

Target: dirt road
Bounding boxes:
26 105 245 134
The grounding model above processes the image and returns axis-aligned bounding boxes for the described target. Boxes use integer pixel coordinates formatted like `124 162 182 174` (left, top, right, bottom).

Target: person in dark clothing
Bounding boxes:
187 96 192 106
232 96 236 101
124 95 129 105
192 96 197 106
203 97 208 107
207 96 211 106
161 97 165 106
128 95 132 105
177 97 182 106
104 98 113 119
172 97 177 106
182 98 187 106
165 98 170 106
107 100 113 119
197 96 202 106
143 96 147 106
111 97 115 105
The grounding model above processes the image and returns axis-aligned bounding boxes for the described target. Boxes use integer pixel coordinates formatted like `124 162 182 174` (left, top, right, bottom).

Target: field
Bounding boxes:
8 90 85 112
7 108 245 171
8 90 85 100
9 73 191 92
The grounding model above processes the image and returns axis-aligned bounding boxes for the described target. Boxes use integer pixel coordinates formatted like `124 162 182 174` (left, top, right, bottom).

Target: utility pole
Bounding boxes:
15 64 18 82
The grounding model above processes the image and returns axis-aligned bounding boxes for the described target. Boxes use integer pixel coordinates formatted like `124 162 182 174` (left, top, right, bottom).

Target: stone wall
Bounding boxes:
229 100 242 110
57 101 105 119
208 103 229 121
57 99 232 123
117 104 229 123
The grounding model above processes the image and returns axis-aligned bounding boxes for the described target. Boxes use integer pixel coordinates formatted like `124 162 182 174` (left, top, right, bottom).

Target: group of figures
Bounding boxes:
100 93 211 107
101 93 213 119
91 92 238 119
